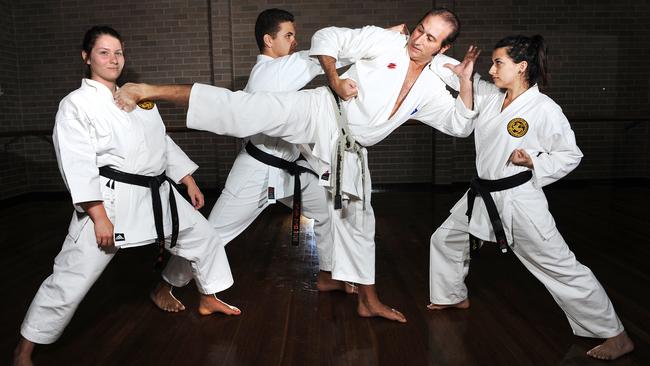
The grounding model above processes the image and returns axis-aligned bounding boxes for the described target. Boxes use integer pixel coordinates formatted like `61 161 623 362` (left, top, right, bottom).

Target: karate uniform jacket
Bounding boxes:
53 79 198 247
308 26 477 196
243 51 326 201
432 55 584 243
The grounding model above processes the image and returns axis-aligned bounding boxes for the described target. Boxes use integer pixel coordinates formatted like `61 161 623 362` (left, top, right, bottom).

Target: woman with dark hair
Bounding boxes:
428 35 634 360
13 26 240 366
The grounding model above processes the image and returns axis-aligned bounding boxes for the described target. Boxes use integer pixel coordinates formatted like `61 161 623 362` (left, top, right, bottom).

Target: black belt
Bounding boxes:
245 141 318 246
99 166 179 268
466 170 533 257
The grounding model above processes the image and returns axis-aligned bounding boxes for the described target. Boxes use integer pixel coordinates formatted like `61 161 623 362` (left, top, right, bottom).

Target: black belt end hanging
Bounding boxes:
291 174 302 246
245 142 317 247
154 240 165 271
497 238 508 253
291 209 301 246
334 194 342 209
466 171 532 258
99 166 179 270
469 235 481 259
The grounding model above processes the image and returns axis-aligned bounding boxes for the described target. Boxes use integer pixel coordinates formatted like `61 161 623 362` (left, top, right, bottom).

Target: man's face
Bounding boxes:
407 15 453 63
267 21 297 58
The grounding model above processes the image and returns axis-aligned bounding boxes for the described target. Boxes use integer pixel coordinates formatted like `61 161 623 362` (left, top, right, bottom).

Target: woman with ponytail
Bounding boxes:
428 35 634 360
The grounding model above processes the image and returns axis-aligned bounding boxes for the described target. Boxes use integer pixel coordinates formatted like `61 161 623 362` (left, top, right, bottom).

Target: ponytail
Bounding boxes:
494 34 549 87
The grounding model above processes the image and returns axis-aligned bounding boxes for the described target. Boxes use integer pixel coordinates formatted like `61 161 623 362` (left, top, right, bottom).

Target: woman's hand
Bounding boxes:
508 148 534 169
93 216 115 249
444 45 480 82
80 201 115 248
181 175 204 209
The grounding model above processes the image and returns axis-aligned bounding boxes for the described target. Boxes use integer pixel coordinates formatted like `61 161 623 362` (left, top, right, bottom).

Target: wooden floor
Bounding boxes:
1 181 649 365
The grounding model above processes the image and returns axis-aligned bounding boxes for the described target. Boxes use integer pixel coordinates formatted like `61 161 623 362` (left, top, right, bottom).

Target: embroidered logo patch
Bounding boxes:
137 100 155 110
507 118 529 138
387 63 396 69
410 107 419 115
115 233 125 242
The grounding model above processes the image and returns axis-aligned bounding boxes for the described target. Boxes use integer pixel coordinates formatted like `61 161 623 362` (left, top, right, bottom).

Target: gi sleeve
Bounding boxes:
164 135 199 183
528 103 583 188
53 97 103 211
412 76 478 138
309 25 402 62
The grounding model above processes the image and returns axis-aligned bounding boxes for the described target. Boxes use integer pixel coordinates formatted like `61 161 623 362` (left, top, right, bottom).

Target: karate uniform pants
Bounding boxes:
162 153 333 287
187 84 378 285
329 153 376 285
20 207 233 345
428 206 624 338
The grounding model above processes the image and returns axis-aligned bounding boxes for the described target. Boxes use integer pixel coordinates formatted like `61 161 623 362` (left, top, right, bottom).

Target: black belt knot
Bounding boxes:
245 142 318 246
466 170 533 258
99 166 179 269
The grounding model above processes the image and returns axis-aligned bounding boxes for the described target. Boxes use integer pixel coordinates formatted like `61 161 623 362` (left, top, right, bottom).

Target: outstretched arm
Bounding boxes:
114 83 191 112
443 45 480 110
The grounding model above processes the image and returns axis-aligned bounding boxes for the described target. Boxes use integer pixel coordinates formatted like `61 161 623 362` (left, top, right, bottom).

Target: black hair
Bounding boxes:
494 35 548 86
81 25 123 78
254 8 294 53
417 8 461 47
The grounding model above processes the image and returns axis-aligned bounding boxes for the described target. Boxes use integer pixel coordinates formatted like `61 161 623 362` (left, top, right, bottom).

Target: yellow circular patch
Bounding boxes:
137 100 155 110
507 118 528 138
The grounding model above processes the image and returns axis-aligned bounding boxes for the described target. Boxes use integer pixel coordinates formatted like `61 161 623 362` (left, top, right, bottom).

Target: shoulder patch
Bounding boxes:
137 100 155 110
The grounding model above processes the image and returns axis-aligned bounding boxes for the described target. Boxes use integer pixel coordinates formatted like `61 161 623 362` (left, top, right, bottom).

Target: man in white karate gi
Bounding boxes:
151 8 354 312
116 8 477 323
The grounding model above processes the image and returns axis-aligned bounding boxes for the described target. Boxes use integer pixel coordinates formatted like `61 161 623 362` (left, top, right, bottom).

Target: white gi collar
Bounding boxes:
255 54 274 64
81 78 117 101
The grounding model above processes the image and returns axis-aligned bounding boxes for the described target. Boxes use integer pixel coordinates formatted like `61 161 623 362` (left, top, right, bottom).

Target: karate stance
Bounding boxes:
115 9 477 323
153 8 353 312
427 35 634 360
13 26 240 366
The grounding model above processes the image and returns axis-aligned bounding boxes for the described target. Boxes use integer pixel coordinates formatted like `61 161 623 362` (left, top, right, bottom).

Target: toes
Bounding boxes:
225 305 241 315
587 346 611 360
390 308 407 323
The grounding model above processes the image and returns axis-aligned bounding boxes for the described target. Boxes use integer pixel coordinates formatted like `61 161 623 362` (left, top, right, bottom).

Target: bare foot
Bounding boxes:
316 271 357 294
426 298 470 310
357 285 406 323
198 294 241 316
12 337 35 366
150 281 185 312
344 282 358 294
587 331 634 360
